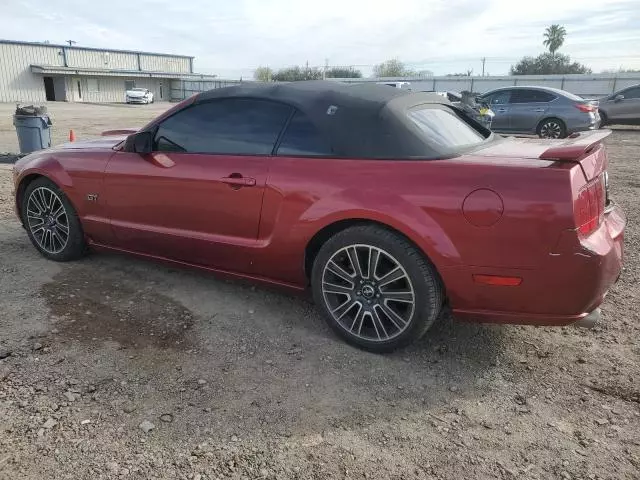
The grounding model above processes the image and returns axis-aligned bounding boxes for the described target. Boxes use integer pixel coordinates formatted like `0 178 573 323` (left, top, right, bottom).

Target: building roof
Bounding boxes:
0 39 194 59
31 64 216 80
193 80 454 158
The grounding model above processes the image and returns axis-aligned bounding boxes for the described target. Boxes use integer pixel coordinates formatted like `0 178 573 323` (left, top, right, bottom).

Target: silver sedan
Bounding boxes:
477 86 600 139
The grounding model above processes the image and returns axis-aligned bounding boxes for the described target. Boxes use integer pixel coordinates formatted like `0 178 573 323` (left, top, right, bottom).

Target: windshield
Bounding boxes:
408 106 486 149
132 88 146 91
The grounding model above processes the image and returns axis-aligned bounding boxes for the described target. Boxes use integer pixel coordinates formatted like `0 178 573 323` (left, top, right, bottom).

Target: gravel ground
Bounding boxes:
0 111 638 479
0 102 170 155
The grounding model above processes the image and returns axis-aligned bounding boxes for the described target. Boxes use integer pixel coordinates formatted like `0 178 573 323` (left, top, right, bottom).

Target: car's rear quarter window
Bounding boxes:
408 105 486 149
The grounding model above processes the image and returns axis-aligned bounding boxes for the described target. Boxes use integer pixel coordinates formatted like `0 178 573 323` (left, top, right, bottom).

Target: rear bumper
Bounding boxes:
569 120 600 133
448 203 625 326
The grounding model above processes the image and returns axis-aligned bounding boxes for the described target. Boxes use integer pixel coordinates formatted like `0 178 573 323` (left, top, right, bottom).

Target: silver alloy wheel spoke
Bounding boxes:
371 307 389 339
346 247 364 278
26 187 69 254
322 281 354 295
30 193 47 214
542 122 561 138
350 304 365 334
321 244 415 342
376 266 405 287
381 290 415 303
332 298 357 320
326 260 355 284
379 302 408 331
53 204 66 220
367 248 380 280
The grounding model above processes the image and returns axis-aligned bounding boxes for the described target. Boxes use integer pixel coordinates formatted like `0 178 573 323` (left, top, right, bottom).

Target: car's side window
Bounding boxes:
276 111 333 157
510 89 555 104
487 91 511 105
622 87 640 99
154 98 292 155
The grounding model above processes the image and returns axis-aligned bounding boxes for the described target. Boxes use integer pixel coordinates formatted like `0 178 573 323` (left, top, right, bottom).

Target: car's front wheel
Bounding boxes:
537 118 566 139
21 177 87 262
312 225 443 352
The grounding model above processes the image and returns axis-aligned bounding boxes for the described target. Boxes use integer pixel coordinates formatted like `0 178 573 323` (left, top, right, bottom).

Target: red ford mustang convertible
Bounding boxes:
13 81 625 352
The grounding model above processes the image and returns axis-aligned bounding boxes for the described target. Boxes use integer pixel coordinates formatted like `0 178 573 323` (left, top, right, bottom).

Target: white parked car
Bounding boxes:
125 88 154 104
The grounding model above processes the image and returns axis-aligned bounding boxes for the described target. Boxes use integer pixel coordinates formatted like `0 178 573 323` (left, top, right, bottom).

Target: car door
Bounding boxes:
103 98 292 272
481 90 511 131
508 89 555 134
606 86 640 121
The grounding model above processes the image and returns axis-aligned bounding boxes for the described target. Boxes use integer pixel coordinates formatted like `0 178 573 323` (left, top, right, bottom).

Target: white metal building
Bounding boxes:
0 39 216 103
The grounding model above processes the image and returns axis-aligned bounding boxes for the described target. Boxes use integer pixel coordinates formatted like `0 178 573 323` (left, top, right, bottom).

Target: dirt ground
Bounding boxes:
0 103 639 480
0 102 171 155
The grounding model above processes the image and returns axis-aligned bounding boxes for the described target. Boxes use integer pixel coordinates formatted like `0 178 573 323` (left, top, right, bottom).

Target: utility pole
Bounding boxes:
323 58 328 80
481 57 486 76
66 40 76 46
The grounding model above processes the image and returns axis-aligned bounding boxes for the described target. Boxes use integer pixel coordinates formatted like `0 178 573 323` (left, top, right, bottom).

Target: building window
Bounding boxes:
125 80 135 90
87 78 99 92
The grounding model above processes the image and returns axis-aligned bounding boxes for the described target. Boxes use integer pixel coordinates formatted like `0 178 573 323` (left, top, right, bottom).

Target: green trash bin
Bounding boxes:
13 105 52 154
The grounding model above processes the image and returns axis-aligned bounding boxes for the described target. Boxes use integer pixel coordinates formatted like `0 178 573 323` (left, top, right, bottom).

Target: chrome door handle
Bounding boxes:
496 108 507 113
533 108 546 112
221 176 256 187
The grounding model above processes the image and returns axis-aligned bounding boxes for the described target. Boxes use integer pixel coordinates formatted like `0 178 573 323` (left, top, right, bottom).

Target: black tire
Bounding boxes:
537 118 567 139
599 110 608 128
21 177 87 262
311 225 444 353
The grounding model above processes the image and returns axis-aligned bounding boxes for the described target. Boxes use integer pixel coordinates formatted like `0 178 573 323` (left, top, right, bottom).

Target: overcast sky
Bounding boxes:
2 0 639 78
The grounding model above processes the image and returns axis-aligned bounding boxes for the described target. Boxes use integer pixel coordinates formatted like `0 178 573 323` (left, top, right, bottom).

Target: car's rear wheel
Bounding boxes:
311 225 443 352
537 118 566 139
21 177 87 262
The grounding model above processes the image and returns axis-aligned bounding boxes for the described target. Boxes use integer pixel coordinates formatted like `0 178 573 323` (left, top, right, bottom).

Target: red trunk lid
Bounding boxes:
473 130 610 181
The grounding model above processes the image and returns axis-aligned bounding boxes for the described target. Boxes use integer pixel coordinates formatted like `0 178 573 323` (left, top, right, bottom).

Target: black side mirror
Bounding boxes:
614 94 624 102
130 131 153 154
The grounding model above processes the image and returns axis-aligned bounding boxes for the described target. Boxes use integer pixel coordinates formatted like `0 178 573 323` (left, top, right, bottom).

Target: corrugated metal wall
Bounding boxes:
140 55 190 73
71 77 166 103
336 74 640 98
66 49 138 70
0 42 193 102
0 43 64 102
170 79 244 100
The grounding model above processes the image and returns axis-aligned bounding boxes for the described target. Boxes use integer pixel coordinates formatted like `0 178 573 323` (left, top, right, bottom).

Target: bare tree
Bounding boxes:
373 59 412 77
253 66 273 82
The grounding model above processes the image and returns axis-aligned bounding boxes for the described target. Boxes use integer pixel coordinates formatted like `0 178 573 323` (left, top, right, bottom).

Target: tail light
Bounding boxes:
575 103 597 113
574 174 605 236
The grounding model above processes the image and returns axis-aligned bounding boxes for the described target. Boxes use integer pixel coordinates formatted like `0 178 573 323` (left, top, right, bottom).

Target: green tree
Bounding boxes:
272 66 323 82
325 67 362 78
510 52 591 75
373 59 414 77
253 66 273 82
446 69 474 77
543 24 567 55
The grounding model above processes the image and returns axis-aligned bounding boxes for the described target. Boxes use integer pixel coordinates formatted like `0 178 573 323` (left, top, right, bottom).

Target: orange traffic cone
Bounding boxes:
69 129 76 142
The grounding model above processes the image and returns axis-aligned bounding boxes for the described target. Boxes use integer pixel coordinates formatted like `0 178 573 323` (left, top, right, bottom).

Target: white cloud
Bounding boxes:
1 0 639 77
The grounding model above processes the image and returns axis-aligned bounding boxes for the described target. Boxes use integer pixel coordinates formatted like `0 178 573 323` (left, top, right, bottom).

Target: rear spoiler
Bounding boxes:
102 128 138 136
539 130 611 161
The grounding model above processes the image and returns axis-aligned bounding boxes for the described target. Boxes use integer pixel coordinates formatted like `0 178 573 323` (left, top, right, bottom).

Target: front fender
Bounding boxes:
14 155 75 216
17 156 74 189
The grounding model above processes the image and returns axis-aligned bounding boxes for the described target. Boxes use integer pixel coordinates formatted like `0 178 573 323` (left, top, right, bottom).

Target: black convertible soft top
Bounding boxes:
192 81 466 158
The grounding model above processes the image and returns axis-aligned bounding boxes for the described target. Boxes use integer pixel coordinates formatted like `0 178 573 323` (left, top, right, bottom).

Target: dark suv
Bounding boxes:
478 86 600 138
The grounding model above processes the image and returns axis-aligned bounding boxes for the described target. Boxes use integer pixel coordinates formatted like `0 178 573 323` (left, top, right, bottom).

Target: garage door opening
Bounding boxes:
43 76 55 101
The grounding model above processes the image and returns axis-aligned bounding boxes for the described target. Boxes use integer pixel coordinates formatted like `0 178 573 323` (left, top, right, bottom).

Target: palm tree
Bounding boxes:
543 25 567 56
